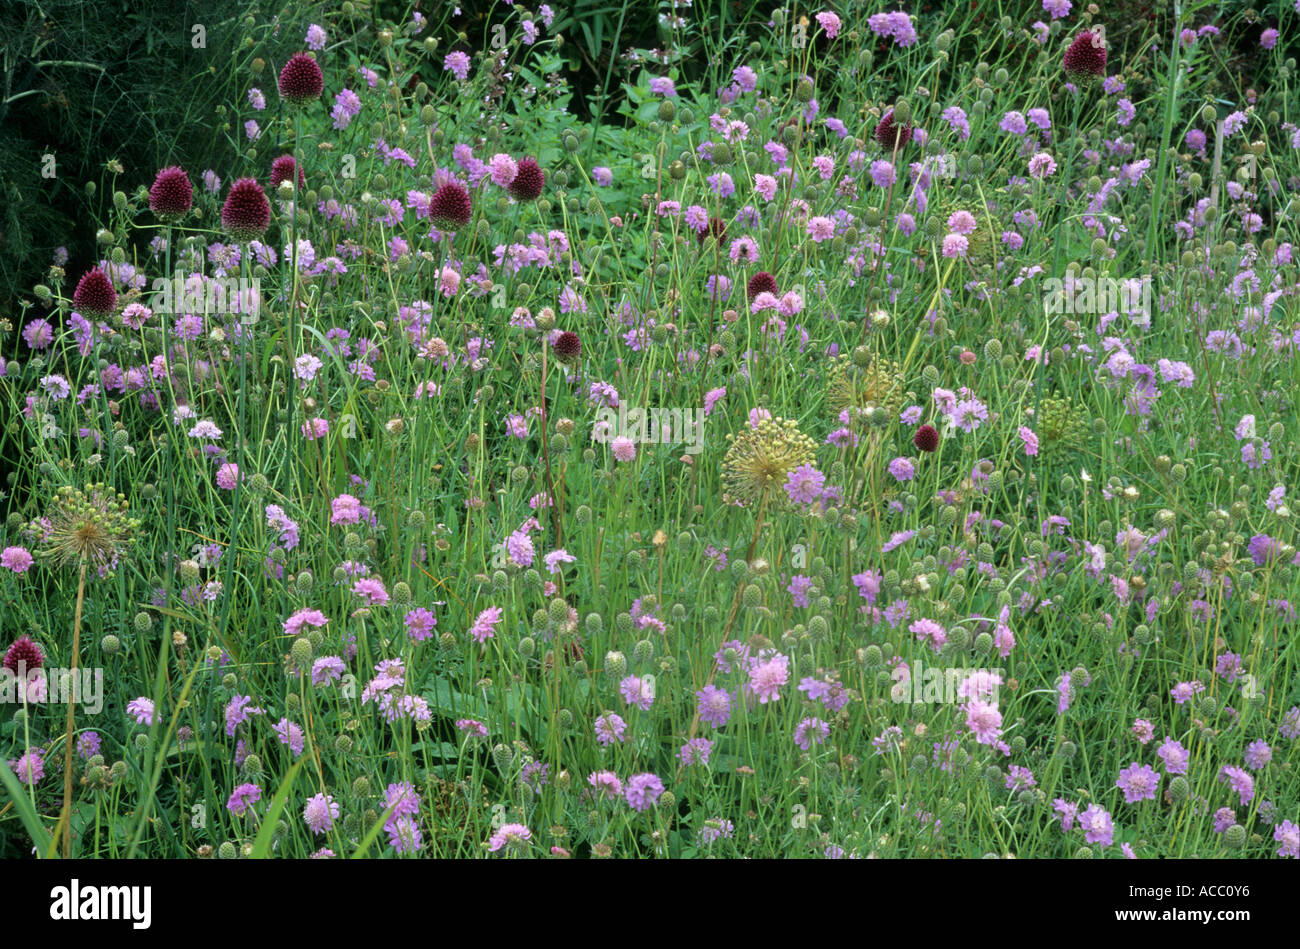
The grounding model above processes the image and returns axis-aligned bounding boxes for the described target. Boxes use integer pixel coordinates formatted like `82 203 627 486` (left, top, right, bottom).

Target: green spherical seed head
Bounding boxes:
1168 775 1189 801
1058 740 1077 759
1074 847 1094 859
633 638 655 665
1223 824 1246 849
603 650 627 678
102 633 124 655
584 613 603 634
291 637 313 669
616 612 635 635
335 734 354 754
548 597 570 624
519 635 537 657
243 754 263 776
219 841 238 859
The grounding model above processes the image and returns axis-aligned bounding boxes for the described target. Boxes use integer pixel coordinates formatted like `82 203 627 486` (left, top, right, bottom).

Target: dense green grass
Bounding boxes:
1 0 1298 859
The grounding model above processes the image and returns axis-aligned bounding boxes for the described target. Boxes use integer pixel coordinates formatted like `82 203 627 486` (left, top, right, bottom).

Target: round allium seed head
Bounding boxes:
553 331 581 365
548 597 570 624
278 52 324 105
914 424 940 452
101 634 121 655
633 638 655 665
221 178 271 242
429 181 473 228
509 157 545 201
73 268 117 317
270 155 306 191
747 271 778 299
603 650 627 678
149 166 193 220
742 583 763 610
218 841 237 859
874 109 912 149
1063 33 1107 81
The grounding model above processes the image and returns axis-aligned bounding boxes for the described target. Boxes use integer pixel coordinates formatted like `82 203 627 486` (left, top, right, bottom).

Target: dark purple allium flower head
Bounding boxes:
746 271 778 299
698 216 727 246
73 268 117 317
3 636 44 674
553 331 581 365
221 177 272 242
874 109 912 149
148 166 193 220
914 424 940 453
508 157 545 201
279 52 324 105
429 181 473 228
1063 32 1107 81
270 155 306 191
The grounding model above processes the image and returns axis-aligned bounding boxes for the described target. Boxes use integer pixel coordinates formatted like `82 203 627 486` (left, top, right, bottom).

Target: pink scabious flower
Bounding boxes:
1079 804 1114 846
305 23 327 50
703 386 727 415
488 822 533 853
444 51 470 80
942 233 968 258
588 770 623 799
1018 426 1039 456
1116 762 1160 803
1260 28 1279 51
815 11 841 37
807 215 835 241
404 607 437 641
7 749 45 786
469 606 503 643
624 772 665 812
352 577 389 605
127 697 156 726
1028 152 1057 178
947 210 977 235
1 546 34 573
1054 798 1079 831
1170 680 1204 704
869 159 897 188
747 651 790 703
610 436 637 462
224 694 265 736
696 684 731 727
303 793 339 834
648 76 676 96
283 608 329 636
489 153 518 187
456 718 488 737
964 699 1002 745
215 463 240 490
330 493 363 524
1132 719 1155 744
910 618 947 652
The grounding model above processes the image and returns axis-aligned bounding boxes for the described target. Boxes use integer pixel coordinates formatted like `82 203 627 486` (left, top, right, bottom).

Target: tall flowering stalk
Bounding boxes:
27 484 139 856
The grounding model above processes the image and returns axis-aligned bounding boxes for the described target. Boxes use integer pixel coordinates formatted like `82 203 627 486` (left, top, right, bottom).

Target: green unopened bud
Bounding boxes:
291 637 313 669
518 636 536 658
633 638 655 666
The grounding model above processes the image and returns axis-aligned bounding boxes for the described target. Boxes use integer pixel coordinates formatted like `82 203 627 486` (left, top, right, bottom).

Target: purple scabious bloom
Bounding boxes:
887 457 915 481
1116 762 1160 803
678 737 714 766
127 697 156 726
588 770 622 799
227 783 262 815
303 793 340 834
1244 740 1272 770
273 718 306 757
696 685 732 727
620 674 655 710
594 711 627 745
1219 765 1255 804
1079 804 1114 846
794 717 830 750
784 464 825 504
1156 737 1189 774
787 574 814 607
624 772 665 811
